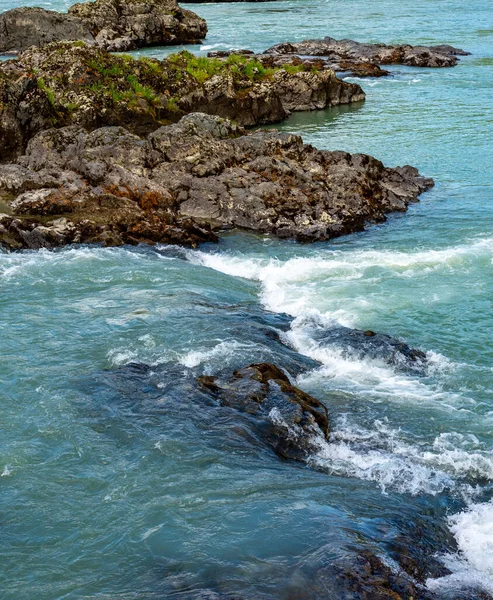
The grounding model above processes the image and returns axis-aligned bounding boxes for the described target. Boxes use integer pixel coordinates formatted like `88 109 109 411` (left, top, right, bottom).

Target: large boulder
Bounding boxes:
199 362 329 461
0 42 364 161
68 0 207 51
265 37 470 68
0 113 433 250
0 7 94 54
0 0 206 54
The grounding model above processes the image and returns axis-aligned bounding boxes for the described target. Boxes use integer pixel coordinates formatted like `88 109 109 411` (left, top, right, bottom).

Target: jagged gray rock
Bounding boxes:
0 0 207 54
265 37 470 68
0 7 94 54
0 42 364 162
0 113 434 251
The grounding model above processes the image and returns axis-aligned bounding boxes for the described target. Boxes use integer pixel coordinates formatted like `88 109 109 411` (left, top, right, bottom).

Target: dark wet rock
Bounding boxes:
0 42 364 161
0 0 206 54
265 37 470 69
333 550 437 599
199 362 329 461
0 112 433 250
313 326 428 372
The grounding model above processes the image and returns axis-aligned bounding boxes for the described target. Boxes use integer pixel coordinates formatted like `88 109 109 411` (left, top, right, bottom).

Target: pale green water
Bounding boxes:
1 0 493 598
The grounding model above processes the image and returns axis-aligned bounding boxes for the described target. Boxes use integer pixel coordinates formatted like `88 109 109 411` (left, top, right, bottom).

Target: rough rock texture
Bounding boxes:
209 48 391 78
0 42 364 162
0 7 94 54
0 113 434 251
265 37 470 68
199 362 329 461
0 0 207 54
332 551 437 600
68 0 207 51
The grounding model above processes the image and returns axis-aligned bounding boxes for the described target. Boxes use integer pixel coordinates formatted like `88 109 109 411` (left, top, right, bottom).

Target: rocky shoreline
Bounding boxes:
1 2 483 597
0 41 364 162
265 37 470 68
0 112 433 251
208 37 469 78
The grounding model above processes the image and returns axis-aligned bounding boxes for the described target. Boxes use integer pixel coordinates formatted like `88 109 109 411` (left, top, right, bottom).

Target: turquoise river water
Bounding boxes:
1 0 493 598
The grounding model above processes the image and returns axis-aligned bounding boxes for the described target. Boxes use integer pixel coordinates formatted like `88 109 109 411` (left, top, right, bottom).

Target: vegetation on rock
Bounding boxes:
0 42 365 161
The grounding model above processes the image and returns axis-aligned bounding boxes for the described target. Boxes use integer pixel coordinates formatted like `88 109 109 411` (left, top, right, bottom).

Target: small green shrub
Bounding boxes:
37 77 56 107
282 64 306 74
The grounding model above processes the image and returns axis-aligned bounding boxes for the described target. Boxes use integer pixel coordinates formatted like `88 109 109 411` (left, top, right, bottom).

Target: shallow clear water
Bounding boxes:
1 0 493 598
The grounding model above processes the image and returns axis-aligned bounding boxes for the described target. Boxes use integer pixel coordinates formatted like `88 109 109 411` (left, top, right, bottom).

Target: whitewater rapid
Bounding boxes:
184 236 493 594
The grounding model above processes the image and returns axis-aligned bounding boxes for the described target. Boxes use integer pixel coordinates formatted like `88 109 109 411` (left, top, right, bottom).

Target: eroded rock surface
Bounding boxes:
0 42 364 161
199 362 329 461
69 0 207 51
0 0 207 54
0 113 433 250
0 7 94 55
265 37 470 69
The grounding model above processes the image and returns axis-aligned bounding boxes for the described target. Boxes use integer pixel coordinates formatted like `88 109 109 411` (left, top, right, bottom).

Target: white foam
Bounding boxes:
427 500 493 595
186 239 492 405
0 245 157 282
178 340 256 372
306 418 493 496
186 236 493 326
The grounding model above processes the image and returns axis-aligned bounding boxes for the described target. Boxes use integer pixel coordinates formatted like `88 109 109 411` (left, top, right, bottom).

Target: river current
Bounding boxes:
1 0 493 598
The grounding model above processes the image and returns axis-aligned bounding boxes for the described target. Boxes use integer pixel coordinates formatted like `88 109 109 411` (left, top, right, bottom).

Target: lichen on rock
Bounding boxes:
0 0 207 54
0 42 365 162
0 112 433 251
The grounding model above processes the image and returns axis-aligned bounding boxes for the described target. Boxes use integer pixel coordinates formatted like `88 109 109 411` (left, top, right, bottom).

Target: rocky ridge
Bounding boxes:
0 42 364 162
209 37 469 78
0 0 207 54
0 112 433 251
265 36 470 69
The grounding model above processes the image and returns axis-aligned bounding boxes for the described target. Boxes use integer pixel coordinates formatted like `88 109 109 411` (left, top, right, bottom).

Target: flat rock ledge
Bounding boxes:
0 0 207 54
265 37 470 69
0 113 434 251
0 42 364 162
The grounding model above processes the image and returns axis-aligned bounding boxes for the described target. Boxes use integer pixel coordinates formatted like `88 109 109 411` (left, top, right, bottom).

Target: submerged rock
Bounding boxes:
332 550 437 600
0 42 364 161
0 0 207 54
265 37 470 69
199 362 329 461
312 326 428 373
0 113 434 250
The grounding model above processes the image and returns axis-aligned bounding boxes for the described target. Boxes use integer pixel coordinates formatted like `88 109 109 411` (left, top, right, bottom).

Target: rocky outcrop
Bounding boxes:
209 37 469 79
208 49 391 78
0 7 94 55
0 113 433 251
0 0 207 54
0 42 364 162
265 37 470 69
68 0 207 51
199 362 329 461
